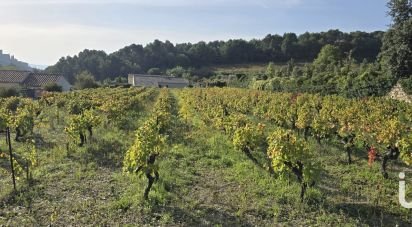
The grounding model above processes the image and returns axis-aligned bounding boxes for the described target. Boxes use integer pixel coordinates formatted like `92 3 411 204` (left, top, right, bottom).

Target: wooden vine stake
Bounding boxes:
7 127 16 191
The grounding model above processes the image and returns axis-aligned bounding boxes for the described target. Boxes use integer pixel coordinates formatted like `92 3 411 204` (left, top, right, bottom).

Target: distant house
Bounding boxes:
0 70 72 97
128 74 189 88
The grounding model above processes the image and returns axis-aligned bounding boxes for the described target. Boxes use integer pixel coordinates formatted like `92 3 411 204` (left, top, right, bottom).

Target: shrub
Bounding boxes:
400 77 412 95
43 83 63 92
0 87 19 97
147 68 162 75
74 71 99 90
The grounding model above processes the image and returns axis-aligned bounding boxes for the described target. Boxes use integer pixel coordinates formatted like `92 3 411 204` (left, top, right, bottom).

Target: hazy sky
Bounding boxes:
0 0 390 66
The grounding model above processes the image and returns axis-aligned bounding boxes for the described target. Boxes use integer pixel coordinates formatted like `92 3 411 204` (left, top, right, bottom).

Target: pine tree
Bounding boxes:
380 0 412 79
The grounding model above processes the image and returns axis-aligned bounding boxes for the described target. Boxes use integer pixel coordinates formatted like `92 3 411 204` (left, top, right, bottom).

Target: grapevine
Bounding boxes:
123 89 173 199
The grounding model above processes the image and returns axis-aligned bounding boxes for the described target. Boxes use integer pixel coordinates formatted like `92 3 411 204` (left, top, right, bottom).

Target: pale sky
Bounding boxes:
0 0 390 66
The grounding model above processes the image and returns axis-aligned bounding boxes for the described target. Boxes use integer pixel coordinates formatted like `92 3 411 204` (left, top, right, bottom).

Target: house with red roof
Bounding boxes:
0 70 72 97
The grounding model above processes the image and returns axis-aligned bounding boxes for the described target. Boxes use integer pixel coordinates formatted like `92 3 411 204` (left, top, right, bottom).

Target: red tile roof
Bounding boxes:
23 73 62 87
0 70 65 88
0 70 30 83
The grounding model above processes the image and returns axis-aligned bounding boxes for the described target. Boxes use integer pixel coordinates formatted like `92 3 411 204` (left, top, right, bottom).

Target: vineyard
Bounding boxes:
1 87 412 226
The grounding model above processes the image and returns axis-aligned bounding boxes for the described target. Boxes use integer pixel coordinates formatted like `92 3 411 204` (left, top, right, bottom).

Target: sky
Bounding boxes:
0 0 390 66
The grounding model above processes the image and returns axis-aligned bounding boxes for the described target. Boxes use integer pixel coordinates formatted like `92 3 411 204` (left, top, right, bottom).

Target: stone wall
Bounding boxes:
388 83 412 103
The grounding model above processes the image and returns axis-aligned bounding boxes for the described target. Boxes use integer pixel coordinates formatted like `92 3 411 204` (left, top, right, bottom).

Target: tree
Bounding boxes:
188 41 218 66
45 30 384 82
220 39 255 64
166 66 186 77
387 0 412 25
313 44 342 67
147 68 162 75
400 76 412 94
380 0 412 79
74 71 99 90
281 33 298 59
265 62 276 77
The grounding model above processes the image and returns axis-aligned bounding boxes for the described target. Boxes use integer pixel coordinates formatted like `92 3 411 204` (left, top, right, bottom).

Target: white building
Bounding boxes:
128 74 189 88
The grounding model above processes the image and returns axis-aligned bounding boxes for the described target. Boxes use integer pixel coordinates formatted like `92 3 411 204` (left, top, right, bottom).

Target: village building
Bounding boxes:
128 74 189 88
0 70 72 97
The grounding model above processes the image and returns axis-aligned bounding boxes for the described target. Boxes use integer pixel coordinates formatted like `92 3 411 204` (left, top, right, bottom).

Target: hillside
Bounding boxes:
45 30 383 83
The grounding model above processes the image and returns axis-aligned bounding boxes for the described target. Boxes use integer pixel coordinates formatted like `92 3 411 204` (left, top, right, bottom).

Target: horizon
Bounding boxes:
0 0 390 66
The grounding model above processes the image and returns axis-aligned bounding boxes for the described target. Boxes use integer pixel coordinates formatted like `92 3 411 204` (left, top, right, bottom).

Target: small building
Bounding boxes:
0 70 72 97
128 74 189 88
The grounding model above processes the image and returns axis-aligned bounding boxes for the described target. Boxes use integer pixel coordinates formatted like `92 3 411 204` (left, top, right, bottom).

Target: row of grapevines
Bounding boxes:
179 88 412 177
1 87 155 191
43 88 155 146
177 87 412 199
42 87 154 118
180 89 318 200
177 89 319 200
0 97 40 184
123 89 174 199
